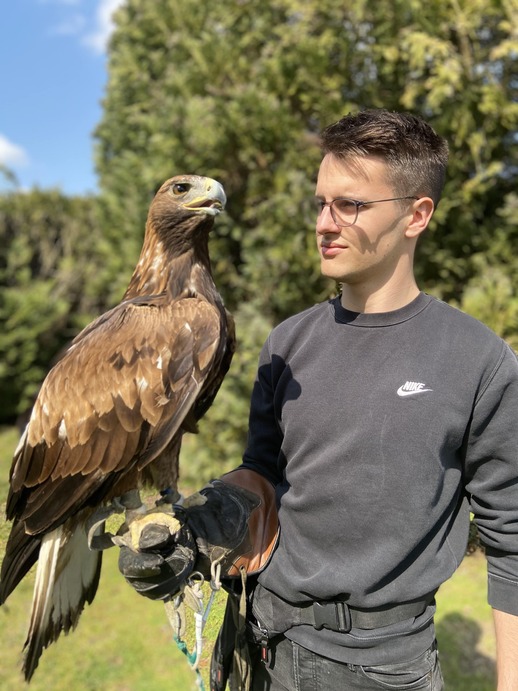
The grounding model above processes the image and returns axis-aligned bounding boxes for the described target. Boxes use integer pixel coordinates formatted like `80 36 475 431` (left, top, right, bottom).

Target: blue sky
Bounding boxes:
0 0 124 195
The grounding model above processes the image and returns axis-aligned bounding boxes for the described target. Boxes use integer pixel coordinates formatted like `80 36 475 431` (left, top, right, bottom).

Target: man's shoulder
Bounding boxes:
265 299 334 355
271 299 332 335
427 295 502 340
426 295 513 365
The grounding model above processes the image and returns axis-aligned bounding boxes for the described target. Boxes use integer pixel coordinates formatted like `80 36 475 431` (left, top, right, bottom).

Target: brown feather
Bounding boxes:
114 429 142 473
76 410 100 446
0 522 41 604
68 441 94 475
34 443 63 486
113 396 142 433
25 442 62 488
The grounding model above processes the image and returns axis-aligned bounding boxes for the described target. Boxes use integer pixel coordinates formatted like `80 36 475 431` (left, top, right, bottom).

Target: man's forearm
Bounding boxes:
493 608 518 691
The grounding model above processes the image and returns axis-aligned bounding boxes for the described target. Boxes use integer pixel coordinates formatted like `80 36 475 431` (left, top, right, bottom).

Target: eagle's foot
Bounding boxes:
119 489 147 527
155 487 183 507
86 499 126 551
86 491 146 551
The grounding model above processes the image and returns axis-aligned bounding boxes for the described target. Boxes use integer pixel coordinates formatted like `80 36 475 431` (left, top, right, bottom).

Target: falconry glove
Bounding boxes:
117 508 197 601
118 469 278 601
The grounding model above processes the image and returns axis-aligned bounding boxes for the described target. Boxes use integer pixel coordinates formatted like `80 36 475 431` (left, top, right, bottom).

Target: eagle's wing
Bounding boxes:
6 296 224 539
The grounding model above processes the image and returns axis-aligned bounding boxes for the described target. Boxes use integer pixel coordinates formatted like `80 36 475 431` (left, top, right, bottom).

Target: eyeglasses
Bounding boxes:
315 196 419 227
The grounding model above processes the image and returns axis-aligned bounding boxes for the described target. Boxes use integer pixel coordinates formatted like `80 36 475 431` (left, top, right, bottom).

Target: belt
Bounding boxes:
309 597 434 633
257 586 436 635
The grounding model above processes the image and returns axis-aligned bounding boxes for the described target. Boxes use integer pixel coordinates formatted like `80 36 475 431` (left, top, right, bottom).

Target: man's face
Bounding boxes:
315 154 416 288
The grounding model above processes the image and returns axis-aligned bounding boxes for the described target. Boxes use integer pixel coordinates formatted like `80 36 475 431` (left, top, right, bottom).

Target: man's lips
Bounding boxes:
321 242 348 257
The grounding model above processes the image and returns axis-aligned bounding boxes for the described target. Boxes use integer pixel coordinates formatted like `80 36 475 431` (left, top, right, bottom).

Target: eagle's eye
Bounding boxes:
172 182 191 195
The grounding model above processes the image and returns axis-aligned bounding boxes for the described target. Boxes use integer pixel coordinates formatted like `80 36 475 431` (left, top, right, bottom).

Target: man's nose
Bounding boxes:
316 204 341 234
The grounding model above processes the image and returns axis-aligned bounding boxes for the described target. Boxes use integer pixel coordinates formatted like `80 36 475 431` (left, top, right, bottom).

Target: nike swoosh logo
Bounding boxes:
397 386 433 397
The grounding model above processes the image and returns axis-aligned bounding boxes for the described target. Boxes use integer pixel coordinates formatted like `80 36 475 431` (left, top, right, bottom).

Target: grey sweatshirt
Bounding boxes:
241 292 518 664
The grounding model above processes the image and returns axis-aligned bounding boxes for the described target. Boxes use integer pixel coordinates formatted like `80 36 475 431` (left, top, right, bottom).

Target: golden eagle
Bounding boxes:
0 175 235 680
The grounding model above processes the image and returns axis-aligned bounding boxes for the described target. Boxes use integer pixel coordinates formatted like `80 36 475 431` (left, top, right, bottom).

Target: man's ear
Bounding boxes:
405 197 435 239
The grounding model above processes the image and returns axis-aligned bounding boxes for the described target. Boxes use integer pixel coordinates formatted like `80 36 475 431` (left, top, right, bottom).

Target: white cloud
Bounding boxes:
82 0 125 54
0 135 29 167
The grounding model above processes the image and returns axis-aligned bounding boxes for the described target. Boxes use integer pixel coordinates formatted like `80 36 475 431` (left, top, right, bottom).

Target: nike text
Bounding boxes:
397 381 433 397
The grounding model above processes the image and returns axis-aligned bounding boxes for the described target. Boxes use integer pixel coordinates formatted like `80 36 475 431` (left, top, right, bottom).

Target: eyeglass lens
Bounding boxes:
331 199 358 226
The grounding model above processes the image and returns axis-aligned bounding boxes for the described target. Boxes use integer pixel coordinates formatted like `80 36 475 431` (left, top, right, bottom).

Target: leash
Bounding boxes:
165 561 222 690
86 492 224 688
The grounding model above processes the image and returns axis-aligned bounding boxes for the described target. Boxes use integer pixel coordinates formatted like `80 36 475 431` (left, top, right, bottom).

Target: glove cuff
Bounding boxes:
187 469 279 578
220 469 279 576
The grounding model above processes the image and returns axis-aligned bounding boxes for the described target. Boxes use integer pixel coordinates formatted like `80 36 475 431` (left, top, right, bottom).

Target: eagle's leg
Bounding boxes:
155 486 183 507
119 489 147 524
86 501 124 551
86 491 146 551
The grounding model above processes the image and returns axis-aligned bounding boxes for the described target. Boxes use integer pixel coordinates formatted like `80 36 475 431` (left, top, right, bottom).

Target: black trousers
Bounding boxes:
251 636 444 691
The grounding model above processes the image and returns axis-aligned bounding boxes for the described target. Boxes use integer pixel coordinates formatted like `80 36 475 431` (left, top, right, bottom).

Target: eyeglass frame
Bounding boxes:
316 196 420 227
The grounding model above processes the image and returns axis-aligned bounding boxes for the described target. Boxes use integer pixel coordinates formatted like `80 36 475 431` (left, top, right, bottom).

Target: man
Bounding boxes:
120 110 518 690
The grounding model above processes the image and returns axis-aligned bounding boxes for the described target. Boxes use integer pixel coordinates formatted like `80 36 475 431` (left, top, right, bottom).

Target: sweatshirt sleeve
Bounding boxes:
463 342 518 615
240 336 285 487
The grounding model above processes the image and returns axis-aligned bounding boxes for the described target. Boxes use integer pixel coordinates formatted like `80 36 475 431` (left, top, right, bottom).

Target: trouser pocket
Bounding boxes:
359 642 443 690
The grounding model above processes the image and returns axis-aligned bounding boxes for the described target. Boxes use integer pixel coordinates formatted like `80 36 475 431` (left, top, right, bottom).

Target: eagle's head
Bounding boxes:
149 174 226 229
146 175 227 258
169 175 226 216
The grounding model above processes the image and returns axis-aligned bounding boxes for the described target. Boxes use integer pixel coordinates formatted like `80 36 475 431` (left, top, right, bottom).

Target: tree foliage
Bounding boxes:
0 190 110 422
1 0 517 471
91 0 517 474
95 0 517 317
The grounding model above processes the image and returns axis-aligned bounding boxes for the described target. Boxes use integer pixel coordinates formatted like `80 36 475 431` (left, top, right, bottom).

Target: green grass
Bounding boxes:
435 552 496 690
0 427 496 689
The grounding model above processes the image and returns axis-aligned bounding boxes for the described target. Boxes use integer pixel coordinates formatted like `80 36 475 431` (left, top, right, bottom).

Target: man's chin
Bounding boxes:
320 263 348 283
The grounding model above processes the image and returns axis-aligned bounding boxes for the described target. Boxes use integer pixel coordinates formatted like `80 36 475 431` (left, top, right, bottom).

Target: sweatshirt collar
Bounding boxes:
331 292 432 327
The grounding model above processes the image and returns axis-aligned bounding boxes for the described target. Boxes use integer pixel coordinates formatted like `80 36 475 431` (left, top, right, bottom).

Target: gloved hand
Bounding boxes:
117 507 196 601
117 470 278 602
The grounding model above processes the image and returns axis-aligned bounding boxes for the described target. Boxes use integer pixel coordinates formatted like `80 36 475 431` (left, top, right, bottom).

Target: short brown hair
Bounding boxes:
320 109 449 207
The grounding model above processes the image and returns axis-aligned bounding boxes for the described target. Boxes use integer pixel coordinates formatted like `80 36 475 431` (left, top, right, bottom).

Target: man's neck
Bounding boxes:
340 280 421 314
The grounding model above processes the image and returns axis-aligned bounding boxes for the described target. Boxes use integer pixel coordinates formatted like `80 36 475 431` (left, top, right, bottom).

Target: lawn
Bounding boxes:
0 426 496 690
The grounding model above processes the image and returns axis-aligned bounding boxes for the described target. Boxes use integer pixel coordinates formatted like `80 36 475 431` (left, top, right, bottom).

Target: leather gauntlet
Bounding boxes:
118 469 278 601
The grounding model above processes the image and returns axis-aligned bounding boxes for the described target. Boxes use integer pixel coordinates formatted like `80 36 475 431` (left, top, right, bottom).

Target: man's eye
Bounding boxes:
334 199 355 213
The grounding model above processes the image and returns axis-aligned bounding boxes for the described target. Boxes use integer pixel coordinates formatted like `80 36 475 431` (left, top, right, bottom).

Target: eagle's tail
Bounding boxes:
22 518 103 682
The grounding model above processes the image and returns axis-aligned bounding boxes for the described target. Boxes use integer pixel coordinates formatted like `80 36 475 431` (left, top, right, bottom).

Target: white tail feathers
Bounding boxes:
23 518 102 681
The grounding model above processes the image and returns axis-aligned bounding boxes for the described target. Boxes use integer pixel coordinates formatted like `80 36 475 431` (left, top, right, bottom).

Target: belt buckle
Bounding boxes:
313 601 352 634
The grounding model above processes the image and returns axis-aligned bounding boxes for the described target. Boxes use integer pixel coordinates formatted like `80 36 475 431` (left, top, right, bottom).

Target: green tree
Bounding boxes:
94 0 517 472
0 190 111 422
96 0 517 317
